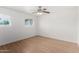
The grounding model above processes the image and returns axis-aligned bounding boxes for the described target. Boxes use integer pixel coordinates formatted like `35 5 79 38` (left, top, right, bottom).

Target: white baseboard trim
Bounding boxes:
38 34 77 44
0 35 36 46
0 34 77 46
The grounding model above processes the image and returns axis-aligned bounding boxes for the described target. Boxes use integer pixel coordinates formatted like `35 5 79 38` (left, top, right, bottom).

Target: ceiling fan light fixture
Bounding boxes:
32 6 50 15
33 12 44 15
37 12 43 15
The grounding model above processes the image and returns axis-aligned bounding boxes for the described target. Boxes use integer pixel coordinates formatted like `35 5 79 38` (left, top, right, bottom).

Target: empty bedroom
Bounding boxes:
0 6 78 53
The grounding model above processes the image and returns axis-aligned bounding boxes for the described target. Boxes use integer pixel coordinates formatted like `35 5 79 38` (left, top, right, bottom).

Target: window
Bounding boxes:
0 14 11 26
25 19 33 27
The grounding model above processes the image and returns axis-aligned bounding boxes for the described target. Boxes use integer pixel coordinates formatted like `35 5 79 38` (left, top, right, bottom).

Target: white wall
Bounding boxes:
0 6 77 46
0 7 37 46
77 7 79 44
38 6 77 43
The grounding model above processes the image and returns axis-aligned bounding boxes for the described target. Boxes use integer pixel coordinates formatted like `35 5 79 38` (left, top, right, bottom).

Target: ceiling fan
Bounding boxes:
32 6 50 15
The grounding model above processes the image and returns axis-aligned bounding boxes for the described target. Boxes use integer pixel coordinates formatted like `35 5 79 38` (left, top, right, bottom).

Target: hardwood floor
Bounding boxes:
0 36 79 53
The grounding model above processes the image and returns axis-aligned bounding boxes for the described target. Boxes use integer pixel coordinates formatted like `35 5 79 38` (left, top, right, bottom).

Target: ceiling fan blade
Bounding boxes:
38 6 42 11
38 6 42 8
43 11 50 14
43 8 47 10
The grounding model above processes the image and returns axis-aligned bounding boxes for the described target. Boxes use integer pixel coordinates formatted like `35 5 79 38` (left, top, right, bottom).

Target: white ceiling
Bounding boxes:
2 6 56 14
2 6 75 15
5 6 38 14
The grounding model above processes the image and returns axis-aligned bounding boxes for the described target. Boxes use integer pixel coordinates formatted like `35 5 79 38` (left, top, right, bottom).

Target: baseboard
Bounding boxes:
0 35 37 46
0 35 77 46
37 35 77 44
